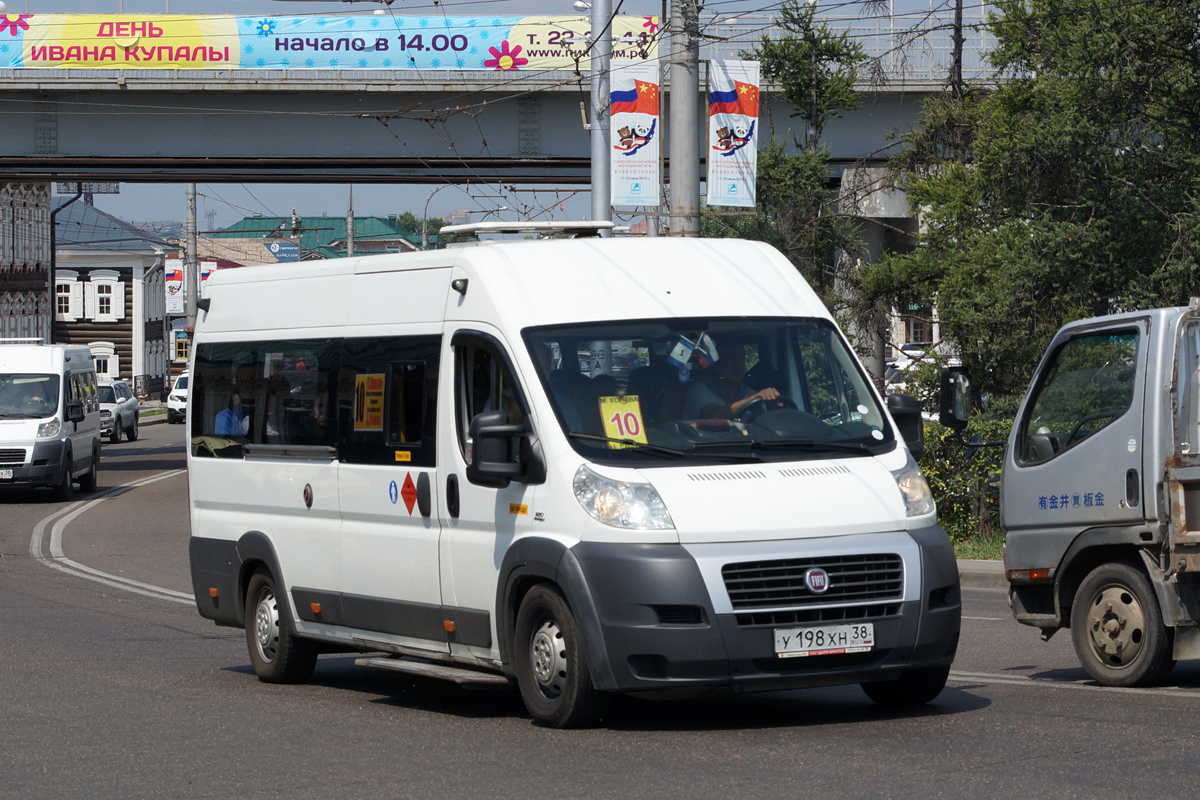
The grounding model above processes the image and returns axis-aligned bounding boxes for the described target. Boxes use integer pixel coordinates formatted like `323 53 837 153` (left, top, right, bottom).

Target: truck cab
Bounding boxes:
943 300 1200 686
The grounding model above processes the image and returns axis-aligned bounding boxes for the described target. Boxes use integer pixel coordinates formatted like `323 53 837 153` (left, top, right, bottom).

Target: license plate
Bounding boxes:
0 469 13 479
774 622 874 658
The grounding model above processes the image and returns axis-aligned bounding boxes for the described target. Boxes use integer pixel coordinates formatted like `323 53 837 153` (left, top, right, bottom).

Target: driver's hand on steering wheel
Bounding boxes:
753 387 781 403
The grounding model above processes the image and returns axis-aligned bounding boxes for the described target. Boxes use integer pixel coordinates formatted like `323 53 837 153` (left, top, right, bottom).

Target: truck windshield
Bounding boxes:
523 317 894 465
0 374 60 419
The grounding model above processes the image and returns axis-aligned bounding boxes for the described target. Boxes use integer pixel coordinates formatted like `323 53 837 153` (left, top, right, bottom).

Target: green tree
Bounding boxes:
392 211 446 238
863 0 1200 399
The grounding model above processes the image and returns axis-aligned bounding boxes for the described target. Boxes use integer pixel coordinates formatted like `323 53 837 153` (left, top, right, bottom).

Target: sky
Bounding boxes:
4 0 970 231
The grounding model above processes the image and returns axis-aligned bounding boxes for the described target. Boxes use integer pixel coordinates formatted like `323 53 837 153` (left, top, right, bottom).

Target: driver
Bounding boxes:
683 337 781 419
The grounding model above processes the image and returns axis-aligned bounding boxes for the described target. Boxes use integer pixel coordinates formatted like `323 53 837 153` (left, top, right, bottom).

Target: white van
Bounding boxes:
0 340 102 500
186 226 960 727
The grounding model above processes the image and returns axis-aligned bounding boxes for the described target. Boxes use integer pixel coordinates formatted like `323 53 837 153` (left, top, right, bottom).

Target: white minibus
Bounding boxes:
0 341 102 500
187 226 960 727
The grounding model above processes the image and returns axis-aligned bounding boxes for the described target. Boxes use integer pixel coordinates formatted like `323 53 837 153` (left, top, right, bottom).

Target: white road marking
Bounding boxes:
962 616 1004 621
949 670 1200 698
30 470 193 605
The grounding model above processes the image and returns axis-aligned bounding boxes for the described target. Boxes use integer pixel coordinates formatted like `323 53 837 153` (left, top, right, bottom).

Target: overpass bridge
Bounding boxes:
0 13 997 185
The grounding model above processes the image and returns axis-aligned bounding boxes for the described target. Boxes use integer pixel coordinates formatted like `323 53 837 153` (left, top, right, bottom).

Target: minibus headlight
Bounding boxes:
36 419 61 439
891 453 935 517
573 465 674 530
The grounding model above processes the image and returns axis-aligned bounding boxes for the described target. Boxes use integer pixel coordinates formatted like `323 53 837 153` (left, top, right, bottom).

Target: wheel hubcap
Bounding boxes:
1086 585 1146 667
254 588 280 663
530 618 567 698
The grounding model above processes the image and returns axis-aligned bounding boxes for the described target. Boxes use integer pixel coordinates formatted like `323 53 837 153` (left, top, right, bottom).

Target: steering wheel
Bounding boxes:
734 395 798 425
1065 410 1119 446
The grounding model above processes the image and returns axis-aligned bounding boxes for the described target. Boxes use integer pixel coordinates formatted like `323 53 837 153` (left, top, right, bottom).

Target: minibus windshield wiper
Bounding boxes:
567 432 686 458
748 439 874 455
0 411 44 419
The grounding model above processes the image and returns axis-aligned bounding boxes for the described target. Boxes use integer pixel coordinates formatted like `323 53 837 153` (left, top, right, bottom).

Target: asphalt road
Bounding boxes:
4 422 1200 799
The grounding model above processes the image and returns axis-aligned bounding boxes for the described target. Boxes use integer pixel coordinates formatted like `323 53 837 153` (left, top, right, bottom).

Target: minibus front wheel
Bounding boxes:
514 584 610 728
245 568 318 684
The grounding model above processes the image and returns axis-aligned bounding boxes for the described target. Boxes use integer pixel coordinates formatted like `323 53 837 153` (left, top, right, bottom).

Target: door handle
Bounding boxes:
1126 469 1140 508
417 472 432 518
446 473 460 519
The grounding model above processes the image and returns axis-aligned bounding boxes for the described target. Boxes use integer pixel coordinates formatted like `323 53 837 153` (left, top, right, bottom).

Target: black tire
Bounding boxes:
52 457 74 502
1070 562 1174 687
78 449 98 494
244 569 318 684
126 414 139 442
109 419 121 444
861 665 950 706
513 584 609 728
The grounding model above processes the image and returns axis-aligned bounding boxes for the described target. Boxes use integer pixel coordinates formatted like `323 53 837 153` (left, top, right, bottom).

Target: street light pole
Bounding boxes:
422 184 454 250
589 0 613 235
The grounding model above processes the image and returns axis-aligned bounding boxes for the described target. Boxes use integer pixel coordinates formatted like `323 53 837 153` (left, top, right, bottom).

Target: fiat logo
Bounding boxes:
805 568 830 594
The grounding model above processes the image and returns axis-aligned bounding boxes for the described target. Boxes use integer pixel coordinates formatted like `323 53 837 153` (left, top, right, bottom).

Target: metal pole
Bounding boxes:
184 183 197 335
346 185 355 257
590 0 612 234
669 0 701 236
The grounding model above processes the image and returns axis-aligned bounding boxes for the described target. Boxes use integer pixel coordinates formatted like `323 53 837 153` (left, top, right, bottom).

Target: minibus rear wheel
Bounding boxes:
514 584 609 728
245 568 318 684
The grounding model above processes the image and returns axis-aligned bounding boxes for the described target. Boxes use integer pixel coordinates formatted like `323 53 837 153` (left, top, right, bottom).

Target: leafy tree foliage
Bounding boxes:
392 211 446 238
863 0 1200 399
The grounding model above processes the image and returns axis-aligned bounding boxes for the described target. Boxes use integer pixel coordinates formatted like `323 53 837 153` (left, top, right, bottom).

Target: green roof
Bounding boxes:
211 214 434 257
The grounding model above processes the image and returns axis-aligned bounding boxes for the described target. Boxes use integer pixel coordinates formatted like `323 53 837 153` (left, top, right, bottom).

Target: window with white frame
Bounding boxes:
89 342 118 381
54 270 81 322
85 270 125 323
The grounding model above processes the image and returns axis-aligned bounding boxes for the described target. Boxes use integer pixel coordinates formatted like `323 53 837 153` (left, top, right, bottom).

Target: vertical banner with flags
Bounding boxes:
610 61 662 208
706 60 760 208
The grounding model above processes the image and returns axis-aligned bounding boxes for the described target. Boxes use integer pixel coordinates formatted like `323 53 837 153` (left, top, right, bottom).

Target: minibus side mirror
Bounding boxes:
66 400 85 424
466 409 547 489
939 367 971 432
887 392 924 461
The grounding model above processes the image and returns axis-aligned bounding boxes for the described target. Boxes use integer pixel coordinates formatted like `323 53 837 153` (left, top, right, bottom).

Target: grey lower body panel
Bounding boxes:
571 526 961 693
0 439 68 488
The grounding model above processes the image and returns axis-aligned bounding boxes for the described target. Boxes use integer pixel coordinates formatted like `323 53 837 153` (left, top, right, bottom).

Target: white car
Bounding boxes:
167 372 189 424
98 379 139 443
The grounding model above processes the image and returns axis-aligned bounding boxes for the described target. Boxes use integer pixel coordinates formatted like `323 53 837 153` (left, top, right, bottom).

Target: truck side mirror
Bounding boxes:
466 409 546 489
66 400 85 424
887 392 924 461
939 367 971 432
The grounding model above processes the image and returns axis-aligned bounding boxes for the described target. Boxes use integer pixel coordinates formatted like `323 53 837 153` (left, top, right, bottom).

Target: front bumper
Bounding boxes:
0 439 69 488
570 525 961 694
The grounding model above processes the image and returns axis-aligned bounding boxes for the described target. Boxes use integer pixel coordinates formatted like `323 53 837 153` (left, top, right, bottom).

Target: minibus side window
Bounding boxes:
191 339 341 457
338 336 439 467
453 336 528 460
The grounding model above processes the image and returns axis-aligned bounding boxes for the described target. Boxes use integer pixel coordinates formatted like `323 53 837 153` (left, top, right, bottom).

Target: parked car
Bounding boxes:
98 379 139 443
167 372 188 424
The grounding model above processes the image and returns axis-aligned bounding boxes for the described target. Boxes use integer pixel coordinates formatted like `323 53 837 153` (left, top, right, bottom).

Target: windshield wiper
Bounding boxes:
748 439 874 455
568 432 686 458
0 412 42 419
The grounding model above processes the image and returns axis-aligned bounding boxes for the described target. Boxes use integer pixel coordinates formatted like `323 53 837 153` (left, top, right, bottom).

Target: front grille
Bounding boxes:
722 553 904 610
735 602 901 628
0 448 25 465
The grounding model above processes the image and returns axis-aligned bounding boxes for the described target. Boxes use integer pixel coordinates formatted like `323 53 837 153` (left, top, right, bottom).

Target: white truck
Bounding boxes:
942 300 1200 686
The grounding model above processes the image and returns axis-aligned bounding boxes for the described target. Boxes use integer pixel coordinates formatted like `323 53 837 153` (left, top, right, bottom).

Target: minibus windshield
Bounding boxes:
0 374 61 419
523 317 895 466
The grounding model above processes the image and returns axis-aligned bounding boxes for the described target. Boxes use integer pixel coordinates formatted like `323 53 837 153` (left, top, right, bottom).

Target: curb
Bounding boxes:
957 558 1007 590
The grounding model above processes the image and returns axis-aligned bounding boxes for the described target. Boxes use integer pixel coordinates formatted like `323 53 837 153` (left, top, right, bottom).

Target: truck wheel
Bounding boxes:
126 414 139 442
1071 562 1174 687
245 569 317 684
514 585 609 728
861 665 950 706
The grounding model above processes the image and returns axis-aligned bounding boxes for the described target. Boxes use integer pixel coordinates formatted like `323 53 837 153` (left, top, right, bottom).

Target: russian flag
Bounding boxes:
611 80 660 116
709 80 759 117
